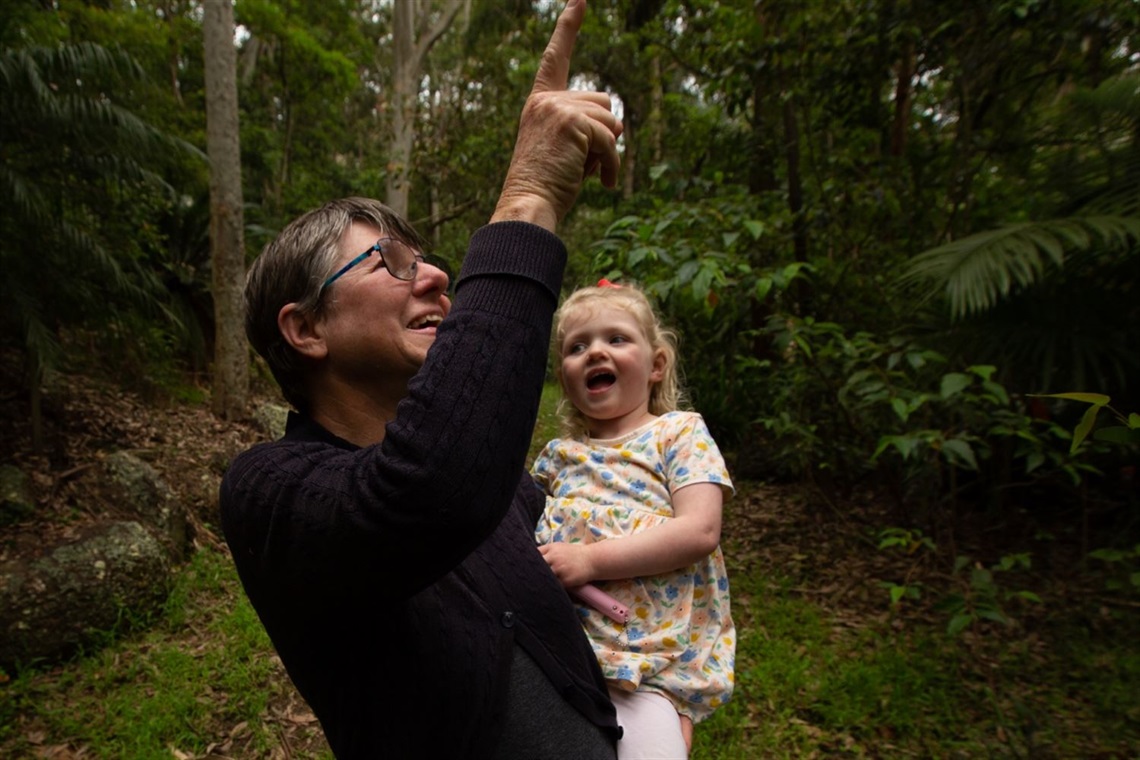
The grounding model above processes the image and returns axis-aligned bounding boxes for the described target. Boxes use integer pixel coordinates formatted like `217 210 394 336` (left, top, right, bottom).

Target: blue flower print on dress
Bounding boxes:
590 451 605 464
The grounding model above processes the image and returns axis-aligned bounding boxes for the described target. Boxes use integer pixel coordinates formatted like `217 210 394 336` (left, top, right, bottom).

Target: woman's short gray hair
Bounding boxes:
244 197 425 412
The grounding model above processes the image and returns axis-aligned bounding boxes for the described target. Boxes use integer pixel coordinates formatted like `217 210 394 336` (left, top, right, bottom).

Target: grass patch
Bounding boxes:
0 549 329 759
692 566 972 759
527 381 564 466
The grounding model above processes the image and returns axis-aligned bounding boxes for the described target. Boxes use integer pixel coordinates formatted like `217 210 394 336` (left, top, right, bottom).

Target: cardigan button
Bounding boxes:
500 611 516 628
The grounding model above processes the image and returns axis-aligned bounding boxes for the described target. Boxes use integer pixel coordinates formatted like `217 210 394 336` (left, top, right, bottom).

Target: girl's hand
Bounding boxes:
538 541 596 587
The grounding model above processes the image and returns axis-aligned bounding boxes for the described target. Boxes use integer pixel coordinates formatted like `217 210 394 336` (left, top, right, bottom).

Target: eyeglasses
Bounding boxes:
320 237 424 293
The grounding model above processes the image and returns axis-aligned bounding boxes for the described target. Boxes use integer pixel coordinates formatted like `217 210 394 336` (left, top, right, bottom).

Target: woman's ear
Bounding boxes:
278 303 328 360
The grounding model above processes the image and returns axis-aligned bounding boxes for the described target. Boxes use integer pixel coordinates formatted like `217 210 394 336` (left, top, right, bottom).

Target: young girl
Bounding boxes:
532 280 735 759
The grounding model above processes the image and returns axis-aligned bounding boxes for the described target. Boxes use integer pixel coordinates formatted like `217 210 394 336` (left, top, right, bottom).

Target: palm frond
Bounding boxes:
0 37 200 384
900 215 1140 319
1069 71 1140 122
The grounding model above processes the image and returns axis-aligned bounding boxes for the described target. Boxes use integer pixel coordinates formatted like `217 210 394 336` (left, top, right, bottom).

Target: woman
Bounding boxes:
219 2 626 757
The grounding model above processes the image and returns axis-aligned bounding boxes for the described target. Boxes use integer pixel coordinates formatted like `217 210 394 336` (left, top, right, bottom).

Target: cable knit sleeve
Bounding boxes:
220 222 565 603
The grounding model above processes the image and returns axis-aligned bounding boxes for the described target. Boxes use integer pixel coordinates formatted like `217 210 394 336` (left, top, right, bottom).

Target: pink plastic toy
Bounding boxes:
570 583 629 624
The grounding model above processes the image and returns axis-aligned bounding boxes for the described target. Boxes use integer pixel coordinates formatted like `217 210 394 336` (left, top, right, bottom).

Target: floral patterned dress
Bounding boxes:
532 411 736 723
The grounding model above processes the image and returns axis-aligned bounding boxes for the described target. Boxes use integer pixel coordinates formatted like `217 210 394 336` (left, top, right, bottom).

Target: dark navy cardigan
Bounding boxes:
220 222 619 758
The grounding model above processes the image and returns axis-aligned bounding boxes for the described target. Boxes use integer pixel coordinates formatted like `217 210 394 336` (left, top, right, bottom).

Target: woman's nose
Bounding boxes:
416 259 450 294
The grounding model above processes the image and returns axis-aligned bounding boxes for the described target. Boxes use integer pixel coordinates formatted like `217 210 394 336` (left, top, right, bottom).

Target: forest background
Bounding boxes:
1 0 1138 757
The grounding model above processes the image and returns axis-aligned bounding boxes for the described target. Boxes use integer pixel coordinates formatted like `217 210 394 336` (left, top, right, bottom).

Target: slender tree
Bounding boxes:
203 0 248 419
386 0 467 218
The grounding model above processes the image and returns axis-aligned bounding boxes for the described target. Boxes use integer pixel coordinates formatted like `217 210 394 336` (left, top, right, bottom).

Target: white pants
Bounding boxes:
608 686 688 760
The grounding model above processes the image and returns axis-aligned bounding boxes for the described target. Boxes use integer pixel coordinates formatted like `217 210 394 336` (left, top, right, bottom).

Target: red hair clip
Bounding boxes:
597 278 622 288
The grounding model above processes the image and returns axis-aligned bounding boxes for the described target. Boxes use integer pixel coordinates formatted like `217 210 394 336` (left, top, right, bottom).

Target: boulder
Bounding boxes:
253 402 289 441
0 521 171 669
104 451 190 560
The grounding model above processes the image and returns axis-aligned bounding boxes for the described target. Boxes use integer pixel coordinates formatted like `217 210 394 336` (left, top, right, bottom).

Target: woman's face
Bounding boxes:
315 222 452 396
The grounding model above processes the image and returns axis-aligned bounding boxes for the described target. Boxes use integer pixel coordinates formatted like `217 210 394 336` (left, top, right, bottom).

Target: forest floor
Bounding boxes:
1 372 1138 758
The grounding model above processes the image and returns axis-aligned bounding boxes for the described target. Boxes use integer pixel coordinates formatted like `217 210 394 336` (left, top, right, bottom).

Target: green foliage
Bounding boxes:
3 494 1138 758
0 14 204 404
936 553 1041 636
876 527 936 606
1034 392 1140 452
1088 545 1140 595
568 186 1117 512
901 216 1140 319
583 190 801 449
897 69 1140 399
875 528 1043 635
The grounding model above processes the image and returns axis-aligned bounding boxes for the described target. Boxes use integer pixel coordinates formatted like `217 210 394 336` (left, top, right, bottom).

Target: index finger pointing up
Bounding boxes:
531 0 585 94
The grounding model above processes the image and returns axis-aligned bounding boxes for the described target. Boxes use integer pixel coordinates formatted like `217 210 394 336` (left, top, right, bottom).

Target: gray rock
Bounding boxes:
253 402 289 441
0 521 171 668
104 451 189 560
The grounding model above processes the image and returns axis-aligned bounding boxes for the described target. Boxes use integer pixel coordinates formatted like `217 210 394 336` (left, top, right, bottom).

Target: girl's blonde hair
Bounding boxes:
553 282 686 437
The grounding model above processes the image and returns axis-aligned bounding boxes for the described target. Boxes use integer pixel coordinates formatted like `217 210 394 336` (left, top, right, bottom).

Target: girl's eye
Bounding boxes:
610 335 627 345
568 343 586 355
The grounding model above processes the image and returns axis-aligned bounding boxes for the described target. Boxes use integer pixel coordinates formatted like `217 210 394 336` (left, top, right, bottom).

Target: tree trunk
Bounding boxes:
782 87 806 253
748 70 778 194
647 53 664 167
890 39 915 158
28 351 43 454
387 0 416 219
775 8 809 314
203 0 248 421
622 103 639 200
385 0 465 219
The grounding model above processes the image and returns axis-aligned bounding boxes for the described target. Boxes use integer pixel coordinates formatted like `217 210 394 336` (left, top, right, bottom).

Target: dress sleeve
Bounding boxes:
530 439 559 495
663 413 735 496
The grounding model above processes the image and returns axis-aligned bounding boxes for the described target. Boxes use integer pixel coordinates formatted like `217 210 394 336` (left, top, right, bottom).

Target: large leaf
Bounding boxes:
900 216 1140 318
